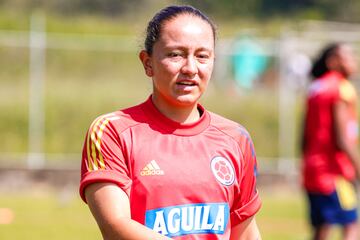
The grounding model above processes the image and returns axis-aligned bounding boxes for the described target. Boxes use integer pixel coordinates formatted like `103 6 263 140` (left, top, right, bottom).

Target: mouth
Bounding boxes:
176 80 198 86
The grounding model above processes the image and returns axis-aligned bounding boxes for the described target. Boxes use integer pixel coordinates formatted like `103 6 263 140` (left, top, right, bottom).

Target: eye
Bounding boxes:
197 52 211 62
197 53 209 59
167 52 183 58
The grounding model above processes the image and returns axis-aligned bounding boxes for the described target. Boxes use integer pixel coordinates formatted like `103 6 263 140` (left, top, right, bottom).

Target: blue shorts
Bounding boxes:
307 179 358 226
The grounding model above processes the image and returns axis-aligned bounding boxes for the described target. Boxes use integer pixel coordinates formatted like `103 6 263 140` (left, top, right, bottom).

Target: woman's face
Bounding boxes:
331 45 358 78
141 14 215 108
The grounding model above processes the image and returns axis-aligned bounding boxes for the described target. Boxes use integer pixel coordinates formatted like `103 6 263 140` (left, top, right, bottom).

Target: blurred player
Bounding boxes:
302 43 360 240
79 5 261 240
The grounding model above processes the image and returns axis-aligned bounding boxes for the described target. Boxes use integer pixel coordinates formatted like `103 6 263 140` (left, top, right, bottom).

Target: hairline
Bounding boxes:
146 11 216 55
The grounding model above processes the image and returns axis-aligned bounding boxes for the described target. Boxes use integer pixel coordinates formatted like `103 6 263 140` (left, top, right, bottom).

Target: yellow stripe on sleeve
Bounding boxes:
87 114 120 171
87 116 103 171
86 130 93 171
86 131 93 171
90 130 99 170
96 119 110 169
86 116 101 171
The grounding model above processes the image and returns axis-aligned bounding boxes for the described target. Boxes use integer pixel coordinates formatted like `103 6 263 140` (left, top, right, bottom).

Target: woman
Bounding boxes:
80 5 261 239
302 43 360 240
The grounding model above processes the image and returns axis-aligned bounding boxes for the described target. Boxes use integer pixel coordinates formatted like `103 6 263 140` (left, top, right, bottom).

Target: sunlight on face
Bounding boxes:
149 14 215 110
336 45 358 78
182 23 204 36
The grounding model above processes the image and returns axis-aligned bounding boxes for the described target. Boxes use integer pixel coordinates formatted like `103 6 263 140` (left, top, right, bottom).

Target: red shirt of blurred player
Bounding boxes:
302 44 360 194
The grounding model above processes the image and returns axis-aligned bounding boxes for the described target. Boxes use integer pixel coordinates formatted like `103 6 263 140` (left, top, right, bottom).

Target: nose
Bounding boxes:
181 56 198 76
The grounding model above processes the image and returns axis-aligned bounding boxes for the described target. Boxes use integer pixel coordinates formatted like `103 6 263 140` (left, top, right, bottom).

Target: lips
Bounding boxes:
176 80 198 86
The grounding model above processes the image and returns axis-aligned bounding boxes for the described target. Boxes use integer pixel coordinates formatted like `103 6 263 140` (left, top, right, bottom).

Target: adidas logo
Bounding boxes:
140 160 164 176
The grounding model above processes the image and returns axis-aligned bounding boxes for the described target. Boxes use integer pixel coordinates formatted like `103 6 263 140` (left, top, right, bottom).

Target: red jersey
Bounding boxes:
79 96 261 239
303 71 358 194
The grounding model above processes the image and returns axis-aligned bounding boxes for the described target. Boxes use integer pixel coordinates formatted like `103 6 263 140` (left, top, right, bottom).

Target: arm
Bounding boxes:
85 182 171 240
230 216 261 240
334 100 360 178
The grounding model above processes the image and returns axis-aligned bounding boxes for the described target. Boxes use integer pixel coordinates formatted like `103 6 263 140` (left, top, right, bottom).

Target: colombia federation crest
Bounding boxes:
210 156 235 186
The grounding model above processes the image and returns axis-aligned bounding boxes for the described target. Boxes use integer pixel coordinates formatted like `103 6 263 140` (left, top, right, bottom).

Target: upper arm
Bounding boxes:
334 100 348 147
230 216 261 240
333 80 357 149
85 183 172 240
85 182 131 239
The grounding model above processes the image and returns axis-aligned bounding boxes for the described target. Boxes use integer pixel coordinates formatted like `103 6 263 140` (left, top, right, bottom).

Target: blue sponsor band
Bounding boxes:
145 202 229 237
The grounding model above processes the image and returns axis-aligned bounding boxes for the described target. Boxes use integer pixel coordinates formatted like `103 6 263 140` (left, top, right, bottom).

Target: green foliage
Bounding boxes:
0 0 146 16
182 0 360 22
1 0 360 22
183 0 262 17
46 14 139 35
0 9 30 30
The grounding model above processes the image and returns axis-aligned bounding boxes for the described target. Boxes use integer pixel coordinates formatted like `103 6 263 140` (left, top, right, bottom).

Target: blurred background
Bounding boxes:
0 0 360 239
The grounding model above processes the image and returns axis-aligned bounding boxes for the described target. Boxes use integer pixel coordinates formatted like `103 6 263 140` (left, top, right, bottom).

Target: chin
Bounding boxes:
174 95 200 106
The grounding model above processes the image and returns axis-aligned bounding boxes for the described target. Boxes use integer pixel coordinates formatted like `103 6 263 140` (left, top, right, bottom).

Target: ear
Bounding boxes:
139 50 153 77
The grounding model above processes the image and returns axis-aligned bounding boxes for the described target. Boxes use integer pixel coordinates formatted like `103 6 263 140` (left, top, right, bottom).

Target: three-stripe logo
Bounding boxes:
140 160 164 176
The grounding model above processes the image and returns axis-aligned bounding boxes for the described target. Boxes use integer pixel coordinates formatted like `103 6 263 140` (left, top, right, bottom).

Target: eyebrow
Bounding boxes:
163 45 213 52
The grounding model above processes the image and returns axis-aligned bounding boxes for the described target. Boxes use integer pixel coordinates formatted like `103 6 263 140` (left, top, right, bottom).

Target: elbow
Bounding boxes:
97 217 131 240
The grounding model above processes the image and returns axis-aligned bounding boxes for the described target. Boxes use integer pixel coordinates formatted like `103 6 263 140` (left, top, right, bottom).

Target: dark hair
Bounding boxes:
310 43 341 79
144 5 216 55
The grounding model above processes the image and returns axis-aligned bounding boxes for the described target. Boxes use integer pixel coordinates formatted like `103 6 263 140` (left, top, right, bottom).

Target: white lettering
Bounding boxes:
150 204 227 235
201 205 214 230
167 208 180 234
213 205 225 231
194 206 202 230
153 210 168 235
181 206 194 232
140 169 164 176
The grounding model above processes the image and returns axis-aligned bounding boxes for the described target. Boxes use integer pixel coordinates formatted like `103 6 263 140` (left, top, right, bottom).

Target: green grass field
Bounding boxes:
258 190 310 240
0 189 311 240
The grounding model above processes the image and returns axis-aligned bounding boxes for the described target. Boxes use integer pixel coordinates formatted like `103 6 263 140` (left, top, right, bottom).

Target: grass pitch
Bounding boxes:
0 189 311 240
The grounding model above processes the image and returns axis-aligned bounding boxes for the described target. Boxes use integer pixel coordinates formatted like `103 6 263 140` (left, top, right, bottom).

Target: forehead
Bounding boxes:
337 45 354 56
158 14 214 48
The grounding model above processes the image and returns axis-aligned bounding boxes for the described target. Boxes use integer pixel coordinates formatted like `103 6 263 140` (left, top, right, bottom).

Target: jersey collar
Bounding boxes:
141 95 210 136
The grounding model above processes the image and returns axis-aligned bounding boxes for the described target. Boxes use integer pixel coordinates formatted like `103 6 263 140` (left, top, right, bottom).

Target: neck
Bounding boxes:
330 69 347 79
151 95 200 124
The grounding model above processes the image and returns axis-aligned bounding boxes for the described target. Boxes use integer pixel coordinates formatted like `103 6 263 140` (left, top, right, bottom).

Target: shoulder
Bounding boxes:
307 72 340 97
325 72 357 102
88 102 147 134
208 112 254 152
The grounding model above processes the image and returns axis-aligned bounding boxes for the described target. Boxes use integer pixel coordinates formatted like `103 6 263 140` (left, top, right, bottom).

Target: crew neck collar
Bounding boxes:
325 71 345 81
141 95 210 136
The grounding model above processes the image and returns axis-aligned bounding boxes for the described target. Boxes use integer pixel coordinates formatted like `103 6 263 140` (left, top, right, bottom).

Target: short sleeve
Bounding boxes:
79 114 132 203
230 129 261 226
